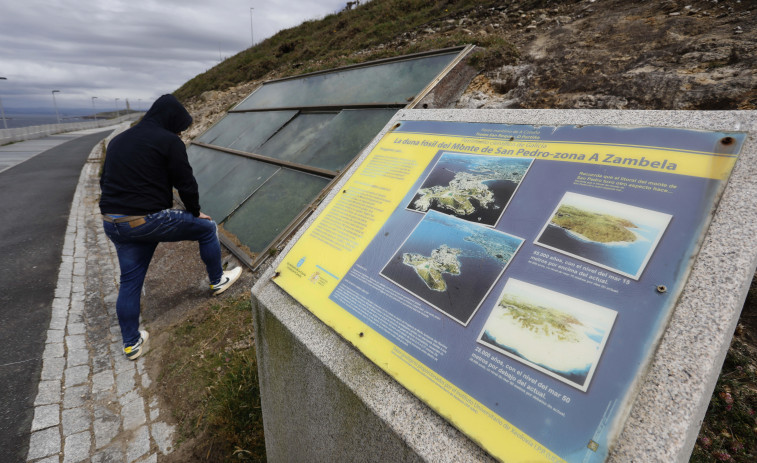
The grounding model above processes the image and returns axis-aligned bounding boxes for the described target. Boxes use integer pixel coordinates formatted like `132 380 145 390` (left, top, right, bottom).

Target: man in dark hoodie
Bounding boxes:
99 94 241 360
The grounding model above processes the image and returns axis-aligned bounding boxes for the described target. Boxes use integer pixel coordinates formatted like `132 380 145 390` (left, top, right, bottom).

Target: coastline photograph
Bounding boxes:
381 210 524 326
406 152 533 227
478 278 617 391
535 192 672 279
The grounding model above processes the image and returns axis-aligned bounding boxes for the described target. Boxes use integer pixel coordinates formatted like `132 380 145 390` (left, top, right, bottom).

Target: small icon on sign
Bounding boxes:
587 440 599 452
297 257 305 267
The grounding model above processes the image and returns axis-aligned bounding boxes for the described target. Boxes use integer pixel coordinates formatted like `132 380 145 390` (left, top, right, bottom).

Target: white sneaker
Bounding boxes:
124 330 149 361
210 267 242 296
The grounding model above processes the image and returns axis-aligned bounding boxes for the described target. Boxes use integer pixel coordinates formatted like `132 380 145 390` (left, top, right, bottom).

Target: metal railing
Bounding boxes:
0 113 142 145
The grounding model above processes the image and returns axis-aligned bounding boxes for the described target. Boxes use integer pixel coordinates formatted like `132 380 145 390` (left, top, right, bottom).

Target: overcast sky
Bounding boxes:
0 0 349 113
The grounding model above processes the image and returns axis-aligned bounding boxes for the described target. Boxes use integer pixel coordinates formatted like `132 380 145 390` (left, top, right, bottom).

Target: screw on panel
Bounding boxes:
656 285 667 293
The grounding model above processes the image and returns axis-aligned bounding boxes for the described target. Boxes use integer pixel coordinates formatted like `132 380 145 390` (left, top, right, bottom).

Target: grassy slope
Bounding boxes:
173 0 537 101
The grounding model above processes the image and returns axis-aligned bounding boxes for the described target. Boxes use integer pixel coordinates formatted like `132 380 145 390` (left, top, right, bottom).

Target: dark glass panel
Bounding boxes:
223 169 330 253
191 150 245 195
187 144 222 182
256 113 336 164
200 159 280 223
235 52 458 109
197 111 297 151
303 108 396 171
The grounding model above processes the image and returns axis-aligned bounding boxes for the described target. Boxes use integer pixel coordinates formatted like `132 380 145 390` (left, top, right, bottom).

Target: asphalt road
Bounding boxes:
0 131 109 461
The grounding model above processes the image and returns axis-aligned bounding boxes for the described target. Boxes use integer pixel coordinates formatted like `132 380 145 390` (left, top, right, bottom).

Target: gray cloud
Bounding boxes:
0 0 347 111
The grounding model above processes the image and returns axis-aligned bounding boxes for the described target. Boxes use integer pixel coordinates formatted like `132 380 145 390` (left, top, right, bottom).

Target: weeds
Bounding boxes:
692 273 757 463
690 338 757 462
159 294 265 461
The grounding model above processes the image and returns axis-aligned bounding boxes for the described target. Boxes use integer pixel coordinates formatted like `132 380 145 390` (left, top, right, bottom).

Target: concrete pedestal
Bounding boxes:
252 109 757 462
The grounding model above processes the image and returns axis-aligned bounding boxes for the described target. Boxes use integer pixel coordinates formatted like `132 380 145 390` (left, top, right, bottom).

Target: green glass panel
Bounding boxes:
256 113 337 164
223 169 330 253
235 52 458 110
201 159 280 223
187 144 221 183
192 151 246 196
304 108 396 172
196 111 297 151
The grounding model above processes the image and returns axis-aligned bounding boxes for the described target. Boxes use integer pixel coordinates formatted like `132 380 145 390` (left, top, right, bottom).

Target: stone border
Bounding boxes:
27 125 176 463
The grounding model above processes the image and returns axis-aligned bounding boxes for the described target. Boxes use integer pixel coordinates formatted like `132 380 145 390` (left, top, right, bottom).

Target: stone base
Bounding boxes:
252 109 757 463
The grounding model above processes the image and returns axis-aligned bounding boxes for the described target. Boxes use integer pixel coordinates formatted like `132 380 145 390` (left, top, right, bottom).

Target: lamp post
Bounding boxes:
52 90 61 124
249 7 254 46
0 77 7 130
91 97 98 123
115 98 120 118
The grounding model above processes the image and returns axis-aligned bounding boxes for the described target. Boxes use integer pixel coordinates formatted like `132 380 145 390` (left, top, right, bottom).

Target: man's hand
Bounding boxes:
199 212 212 220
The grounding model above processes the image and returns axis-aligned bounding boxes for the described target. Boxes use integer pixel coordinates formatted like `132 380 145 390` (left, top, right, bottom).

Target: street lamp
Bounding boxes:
0 77 7 130
250 7 254 46
91 97 98 122
115 98 120 118
52 90 61 124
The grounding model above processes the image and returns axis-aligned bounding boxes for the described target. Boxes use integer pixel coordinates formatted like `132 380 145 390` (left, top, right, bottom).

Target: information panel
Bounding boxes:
273 120 744 462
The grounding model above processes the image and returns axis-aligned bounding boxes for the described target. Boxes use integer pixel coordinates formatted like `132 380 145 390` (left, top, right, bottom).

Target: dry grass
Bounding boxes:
157 294 265 462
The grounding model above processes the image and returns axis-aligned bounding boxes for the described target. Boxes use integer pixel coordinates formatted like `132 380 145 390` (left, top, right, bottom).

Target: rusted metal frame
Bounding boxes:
229 103 405 114
191 141 339 178
219 233 255 268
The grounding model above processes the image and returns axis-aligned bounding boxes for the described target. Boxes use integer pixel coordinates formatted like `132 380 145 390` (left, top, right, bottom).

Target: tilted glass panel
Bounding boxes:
200 159 280 223
190 150 246 197
235 52 458 110
303 108 397 172
222 169 330 254
197 110 297 151
256 113 337 165
187 144 222 183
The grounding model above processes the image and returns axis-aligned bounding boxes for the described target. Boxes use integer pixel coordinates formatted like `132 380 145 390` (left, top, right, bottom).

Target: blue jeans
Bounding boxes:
102 209 224 347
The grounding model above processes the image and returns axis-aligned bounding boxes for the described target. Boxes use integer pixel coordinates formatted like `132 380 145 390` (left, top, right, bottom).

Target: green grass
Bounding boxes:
159 295 265 461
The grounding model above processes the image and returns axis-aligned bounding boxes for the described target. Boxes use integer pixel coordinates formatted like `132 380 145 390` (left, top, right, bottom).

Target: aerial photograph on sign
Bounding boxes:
478 278 617 391
535 192 672 279
381 210 524 325
406 152 533 227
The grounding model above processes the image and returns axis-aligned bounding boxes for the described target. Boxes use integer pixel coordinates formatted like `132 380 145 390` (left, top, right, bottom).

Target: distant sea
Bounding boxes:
0 112 92 129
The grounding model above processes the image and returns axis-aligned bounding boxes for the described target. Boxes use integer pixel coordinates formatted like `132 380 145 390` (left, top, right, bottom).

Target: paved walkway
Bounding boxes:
0 128 109 174
26 129 176 463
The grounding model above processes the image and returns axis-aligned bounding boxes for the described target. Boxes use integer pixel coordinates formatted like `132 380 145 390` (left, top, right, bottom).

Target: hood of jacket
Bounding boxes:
141 94 193 134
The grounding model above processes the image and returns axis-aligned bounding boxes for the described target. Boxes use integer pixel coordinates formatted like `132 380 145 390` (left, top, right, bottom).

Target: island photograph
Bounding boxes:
478 278 617 391
406 152 533 227
535 192 672 279
381 210 524 326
